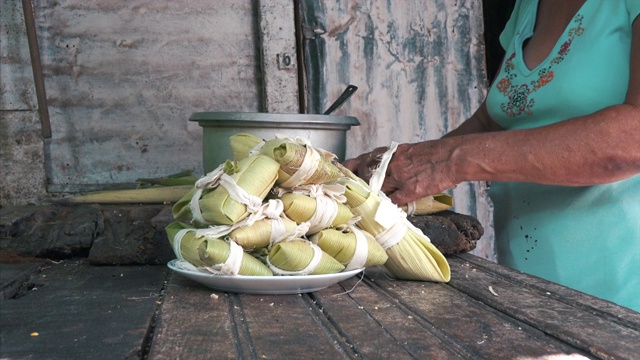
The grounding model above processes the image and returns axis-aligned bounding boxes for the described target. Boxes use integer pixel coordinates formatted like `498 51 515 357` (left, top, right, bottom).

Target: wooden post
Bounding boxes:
258 0 300 113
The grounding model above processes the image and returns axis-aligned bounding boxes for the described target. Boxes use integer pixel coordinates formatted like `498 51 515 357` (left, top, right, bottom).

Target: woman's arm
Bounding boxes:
350 18 640 206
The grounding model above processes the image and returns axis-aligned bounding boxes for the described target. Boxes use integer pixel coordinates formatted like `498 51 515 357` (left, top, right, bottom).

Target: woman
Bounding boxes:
344 0 640 311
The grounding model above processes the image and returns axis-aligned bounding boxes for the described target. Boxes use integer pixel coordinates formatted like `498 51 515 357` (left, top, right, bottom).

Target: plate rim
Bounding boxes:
167 259 364 294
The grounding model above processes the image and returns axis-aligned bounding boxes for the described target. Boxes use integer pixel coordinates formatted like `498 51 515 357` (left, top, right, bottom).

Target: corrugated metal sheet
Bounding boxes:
300 0 495 259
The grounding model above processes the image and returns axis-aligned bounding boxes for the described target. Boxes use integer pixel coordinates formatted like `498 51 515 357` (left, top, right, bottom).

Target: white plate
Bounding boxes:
167 259 364 294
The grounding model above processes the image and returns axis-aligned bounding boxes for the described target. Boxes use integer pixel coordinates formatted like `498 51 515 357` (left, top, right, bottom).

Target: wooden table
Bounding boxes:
2 255 638 359
148 254 639 359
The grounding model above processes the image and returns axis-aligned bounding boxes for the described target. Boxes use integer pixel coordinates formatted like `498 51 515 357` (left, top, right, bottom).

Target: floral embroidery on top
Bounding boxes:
497 14 585 117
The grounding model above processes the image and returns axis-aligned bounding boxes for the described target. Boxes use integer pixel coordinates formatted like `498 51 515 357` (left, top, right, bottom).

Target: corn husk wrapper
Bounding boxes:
165 221 273 276
401 193 454 215
227 199 307 250
309 224 388 270
340 178 450 282
267 239 345 275
275 184 354 234
136 170 198 188
172 155 280 225
229 133 264 161
260 137 343 187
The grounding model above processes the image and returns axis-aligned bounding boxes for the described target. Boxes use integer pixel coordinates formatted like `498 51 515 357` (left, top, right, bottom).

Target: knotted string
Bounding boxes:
189 163 263 224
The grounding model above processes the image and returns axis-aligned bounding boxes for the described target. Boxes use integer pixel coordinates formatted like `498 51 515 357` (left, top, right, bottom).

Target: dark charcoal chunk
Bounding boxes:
1 204 175 265
408 210 484 255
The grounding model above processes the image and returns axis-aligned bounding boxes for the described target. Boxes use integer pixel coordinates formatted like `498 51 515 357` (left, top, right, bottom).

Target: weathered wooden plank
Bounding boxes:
0 263 43 300
313 273 471 359
361 267 592 359
448 254 640 360
258 0 300 113
0 261 168 359
318 267 593 359
232 293 348 358
149 274 351 359
148 275 240 359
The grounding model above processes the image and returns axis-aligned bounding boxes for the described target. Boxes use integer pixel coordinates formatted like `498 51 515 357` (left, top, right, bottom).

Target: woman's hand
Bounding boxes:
342 145 391 184
343 140 460 206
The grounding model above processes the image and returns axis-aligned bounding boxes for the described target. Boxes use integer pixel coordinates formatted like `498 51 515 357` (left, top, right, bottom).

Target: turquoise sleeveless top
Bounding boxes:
485 0 640 311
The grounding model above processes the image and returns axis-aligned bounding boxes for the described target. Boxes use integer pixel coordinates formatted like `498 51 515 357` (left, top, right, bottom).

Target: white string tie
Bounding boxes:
189 163 264 224
279 139 323 188
335 224 369 271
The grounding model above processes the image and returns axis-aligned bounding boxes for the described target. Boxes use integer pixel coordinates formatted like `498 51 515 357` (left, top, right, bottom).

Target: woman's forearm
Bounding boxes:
440 104 640 186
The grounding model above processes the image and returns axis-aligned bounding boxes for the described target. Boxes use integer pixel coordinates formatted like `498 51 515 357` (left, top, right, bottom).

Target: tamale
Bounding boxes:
172 155 280 225
224 198 307 250
309 225 388 270
267 239 345 275
339 178 451 282
165 221 209 267
259 137 343 187
165 221 273 276
229 133 264 161
278 192 354 234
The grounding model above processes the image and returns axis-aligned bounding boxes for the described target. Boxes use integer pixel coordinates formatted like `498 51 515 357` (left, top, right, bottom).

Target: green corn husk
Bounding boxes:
172 155 280 225
259 138 343 187
339 178 451 282
136 170 198 188
309 226 388 270
165 221 273 276
279 192 354 234
165 221 209 267
401 193 454 215
229 133 264 161
228 216 299 250
268 239 345 275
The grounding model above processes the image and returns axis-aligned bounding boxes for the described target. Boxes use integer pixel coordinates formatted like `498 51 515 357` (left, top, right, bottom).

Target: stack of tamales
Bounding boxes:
166 133 452 283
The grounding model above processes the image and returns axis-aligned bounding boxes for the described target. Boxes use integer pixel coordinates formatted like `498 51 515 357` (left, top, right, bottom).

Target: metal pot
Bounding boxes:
189 112 360 172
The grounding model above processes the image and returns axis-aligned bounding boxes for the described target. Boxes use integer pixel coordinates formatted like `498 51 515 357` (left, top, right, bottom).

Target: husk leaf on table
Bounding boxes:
401 193 454 215
267 239 345 275
136 170 198 188
165 221 273 276
309 225 388 270
259 137 343 187
172 155 280 225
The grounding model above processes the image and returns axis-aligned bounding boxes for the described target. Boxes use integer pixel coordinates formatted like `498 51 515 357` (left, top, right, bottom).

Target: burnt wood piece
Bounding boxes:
0 261 168 359
408 210 484 255
0 205 175 265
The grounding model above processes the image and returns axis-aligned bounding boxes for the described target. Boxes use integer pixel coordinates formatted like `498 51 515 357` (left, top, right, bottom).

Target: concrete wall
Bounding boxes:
0 0 48 206
1 0 264 202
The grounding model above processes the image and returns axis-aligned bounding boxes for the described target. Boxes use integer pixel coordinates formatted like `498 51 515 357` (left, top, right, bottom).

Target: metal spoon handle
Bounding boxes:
323 85 358 115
